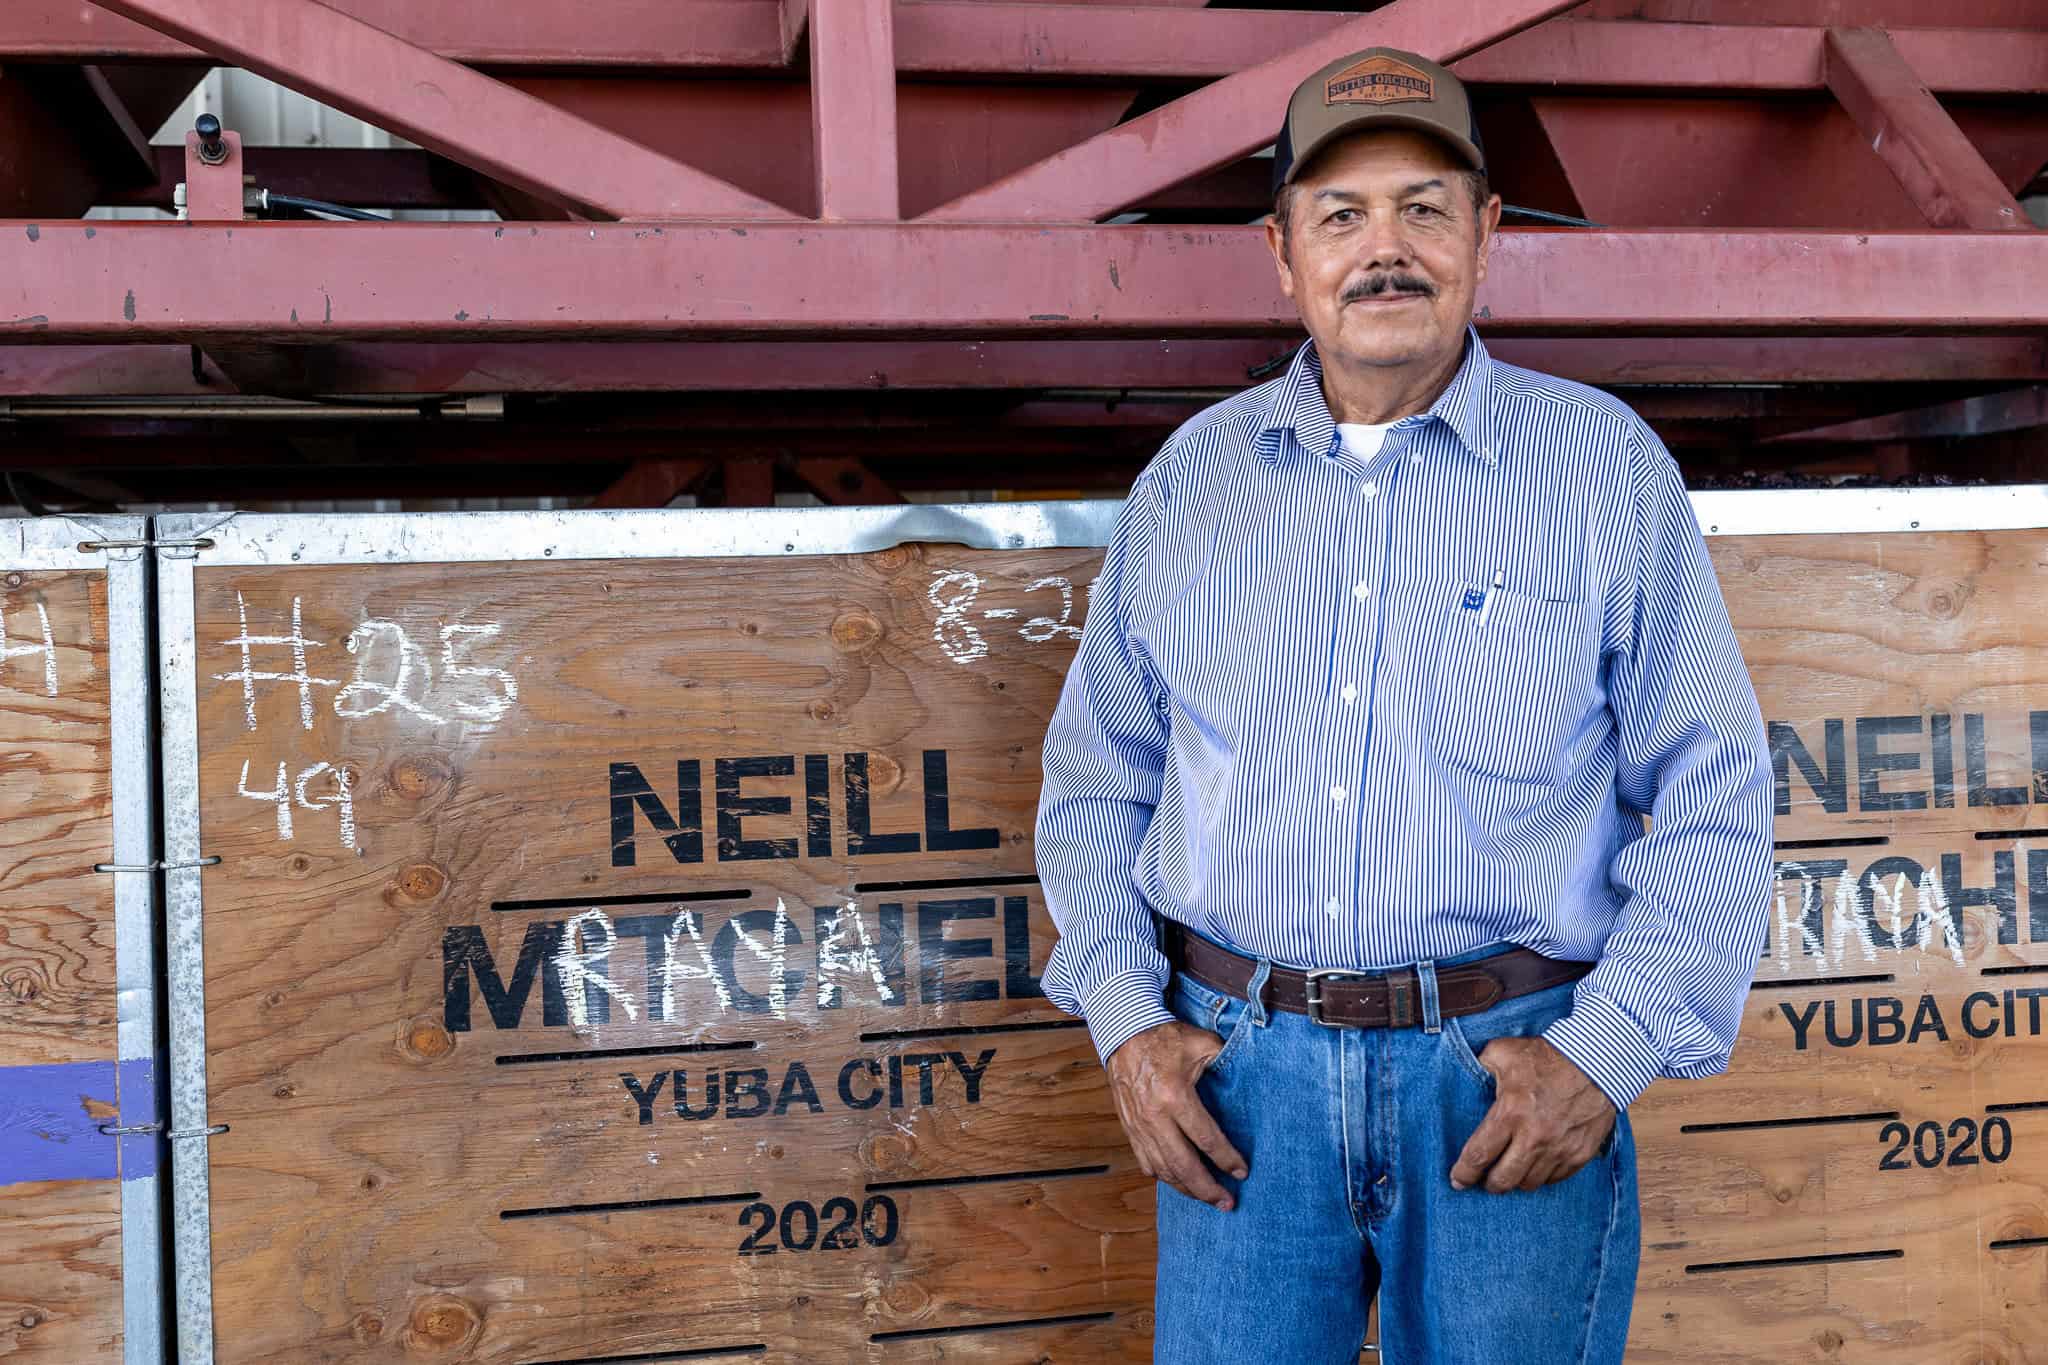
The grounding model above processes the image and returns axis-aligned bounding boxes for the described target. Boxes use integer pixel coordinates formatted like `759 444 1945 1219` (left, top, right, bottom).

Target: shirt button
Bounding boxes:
1410 453 1424 465
1360 481 1379 500
1325 896 1342 918
1330 785 1346 803
1340 683 1358 705
1352 581 1370 601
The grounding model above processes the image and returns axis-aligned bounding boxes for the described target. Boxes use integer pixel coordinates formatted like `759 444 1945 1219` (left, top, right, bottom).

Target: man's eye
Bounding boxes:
1327 209 1360 225
1407 203 1443 218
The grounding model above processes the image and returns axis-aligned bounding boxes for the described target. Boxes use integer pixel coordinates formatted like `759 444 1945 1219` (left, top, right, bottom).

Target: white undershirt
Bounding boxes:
1335 421 1397 460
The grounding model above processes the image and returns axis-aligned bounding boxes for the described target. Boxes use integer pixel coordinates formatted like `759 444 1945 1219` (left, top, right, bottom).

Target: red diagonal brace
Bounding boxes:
921 0 1582 222
1823 26 2028 231
781 0 810 63
82 0 790 220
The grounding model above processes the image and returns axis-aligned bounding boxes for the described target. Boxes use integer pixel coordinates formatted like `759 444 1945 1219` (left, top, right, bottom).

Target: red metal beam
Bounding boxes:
81 0 791 220
810 0 897 219
7 337 2047 399
923 0 1583 221
589 457 713 507
6 223 2048 341
720 457 777 506
892 11 2048 93
5 0 788 68
11 6 2045 95
1822 26 2029 230
781 0 810 64
792 456 905 503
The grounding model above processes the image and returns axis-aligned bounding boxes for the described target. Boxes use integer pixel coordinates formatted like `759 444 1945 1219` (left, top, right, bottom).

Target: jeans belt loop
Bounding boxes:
1244 958 1274 1027
1415 961 1444 1035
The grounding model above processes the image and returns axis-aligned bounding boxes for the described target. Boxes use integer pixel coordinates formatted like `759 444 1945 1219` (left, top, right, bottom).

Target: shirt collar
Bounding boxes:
1255 325 1498 468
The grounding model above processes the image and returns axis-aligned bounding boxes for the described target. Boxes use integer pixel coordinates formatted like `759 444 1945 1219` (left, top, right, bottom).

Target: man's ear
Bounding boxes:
1265 216 1298 301
1473 193 1503 285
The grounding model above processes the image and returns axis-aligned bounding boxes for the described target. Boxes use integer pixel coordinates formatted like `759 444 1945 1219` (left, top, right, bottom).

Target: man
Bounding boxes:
1034 46 1774 1365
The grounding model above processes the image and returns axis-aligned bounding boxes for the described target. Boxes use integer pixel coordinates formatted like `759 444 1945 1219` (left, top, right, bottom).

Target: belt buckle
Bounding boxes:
1303 967 1369 1028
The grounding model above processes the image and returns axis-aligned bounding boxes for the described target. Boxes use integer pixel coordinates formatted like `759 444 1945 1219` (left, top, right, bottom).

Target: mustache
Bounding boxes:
1342 272 1437 303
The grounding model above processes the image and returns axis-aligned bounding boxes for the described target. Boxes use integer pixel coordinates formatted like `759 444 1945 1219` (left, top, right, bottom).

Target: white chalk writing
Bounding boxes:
0 599 58 697
214 593 339 730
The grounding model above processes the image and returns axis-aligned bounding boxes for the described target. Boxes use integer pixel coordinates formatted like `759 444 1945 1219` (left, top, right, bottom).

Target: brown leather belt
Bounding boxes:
1162 921 1594 1030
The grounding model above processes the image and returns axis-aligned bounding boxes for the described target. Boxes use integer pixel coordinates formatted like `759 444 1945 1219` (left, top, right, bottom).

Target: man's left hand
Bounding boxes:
1449 1037 1616 1193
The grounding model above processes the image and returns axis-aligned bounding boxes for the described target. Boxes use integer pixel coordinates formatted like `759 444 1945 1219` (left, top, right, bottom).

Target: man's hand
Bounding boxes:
1106 1020 1249 1211
1450 1036 1616 1193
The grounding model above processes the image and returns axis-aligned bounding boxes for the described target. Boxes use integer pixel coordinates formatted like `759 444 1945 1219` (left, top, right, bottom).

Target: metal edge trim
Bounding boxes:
151 501 1124 566
102 517 165 1365
155 527 216 1363
151 487 2048 569
0 517 164 1360
1691 486 2048 537
3 514 138 567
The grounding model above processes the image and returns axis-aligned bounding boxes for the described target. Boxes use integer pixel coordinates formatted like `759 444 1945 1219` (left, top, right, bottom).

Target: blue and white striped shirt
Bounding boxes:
1034 330 1773 1110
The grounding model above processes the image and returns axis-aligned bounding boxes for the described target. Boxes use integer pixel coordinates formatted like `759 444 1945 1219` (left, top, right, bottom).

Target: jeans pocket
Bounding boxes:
1442 978 1580 1091
1442 1015 1497 1090
1168 974 1254 1079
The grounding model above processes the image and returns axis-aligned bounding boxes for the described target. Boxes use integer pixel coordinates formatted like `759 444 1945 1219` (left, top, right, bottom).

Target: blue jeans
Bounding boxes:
1152 942 1640 1364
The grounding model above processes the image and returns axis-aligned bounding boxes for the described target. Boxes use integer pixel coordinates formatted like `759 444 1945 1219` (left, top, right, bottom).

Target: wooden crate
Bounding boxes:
169 516 1145 1364
165 508 2048 1363
1626 527 2048 1363
1 522 157 1363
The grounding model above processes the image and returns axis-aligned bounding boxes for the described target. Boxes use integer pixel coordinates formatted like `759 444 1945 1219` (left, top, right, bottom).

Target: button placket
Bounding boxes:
1325 455 1392 950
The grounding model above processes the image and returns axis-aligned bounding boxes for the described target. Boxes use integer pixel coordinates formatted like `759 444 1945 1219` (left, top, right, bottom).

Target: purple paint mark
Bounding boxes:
0 1058 158 1186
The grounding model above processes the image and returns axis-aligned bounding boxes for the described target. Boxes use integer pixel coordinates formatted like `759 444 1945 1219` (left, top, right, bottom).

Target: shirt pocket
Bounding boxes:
1429 582 1598 786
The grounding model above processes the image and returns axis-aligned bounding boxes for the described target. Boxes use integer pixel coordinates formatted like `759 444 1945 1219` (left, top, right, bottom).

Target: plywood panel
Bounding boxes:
1626 529 2048 1362
187 521 2048 1362
0 569 124 1361
188 543 1132 1363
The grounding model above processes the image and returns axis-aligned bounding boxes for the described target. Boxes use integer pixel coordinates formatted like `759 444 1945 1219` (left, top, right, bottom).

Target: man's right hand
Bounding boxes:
1105 1019 1249 1211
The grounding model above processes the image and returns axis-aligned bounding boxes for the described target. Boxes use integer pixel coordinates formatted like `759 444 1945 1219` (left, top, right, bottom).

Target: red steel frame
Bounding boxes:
0 0 2041 500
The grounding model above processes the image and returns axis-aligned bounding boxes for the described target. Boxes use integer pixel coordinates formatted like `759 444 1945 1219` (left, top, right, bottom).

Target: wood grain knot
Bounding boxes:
1812 1330 1844 1353
865 752 904 795
3 966 42 1003
881 1279 931 1317
831 608 885 651
3 572 23 589
401 1296 481 1355
860 1132 915 1173
872 544 923 571
806 699 836 722
387 863 449 906
16 1311 42 1330
349 1312 385 1344
1922 579 1974 620
388 755 454 802
403 1018 456 1061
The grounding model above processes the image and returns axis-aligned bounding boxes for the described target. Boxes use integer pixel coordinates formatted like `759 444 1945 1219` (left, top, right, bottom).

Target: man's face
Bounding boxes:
1265 130 1501 375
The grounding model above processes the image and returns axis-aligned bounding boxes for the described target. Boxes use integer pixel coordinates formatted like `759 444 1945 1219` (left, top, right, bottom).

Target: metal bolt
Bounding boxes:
195 114 228 166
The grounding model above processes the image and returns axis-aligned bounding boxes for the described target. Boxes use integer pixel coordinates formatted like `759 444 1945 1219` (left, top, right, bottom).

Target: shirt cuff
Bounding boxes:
1079 969 1177 1065
1540 989 1666 1111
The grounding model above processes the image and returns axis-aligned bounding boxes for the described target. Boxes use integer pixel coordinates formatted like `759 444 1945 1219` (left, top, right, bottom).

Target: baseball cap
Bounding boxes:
1271 47 1486 197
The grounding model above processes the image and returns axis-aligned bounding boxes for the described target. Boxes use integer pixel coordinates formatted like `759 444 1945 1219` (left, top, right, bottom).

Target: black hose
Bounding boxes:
1500 204 1602 228
264 193 390 222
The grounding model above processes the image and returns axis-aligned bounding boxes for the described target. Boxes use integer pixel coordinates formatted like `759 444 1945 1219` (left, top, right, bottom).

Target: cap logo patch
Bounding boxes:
1325 55 1434 107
